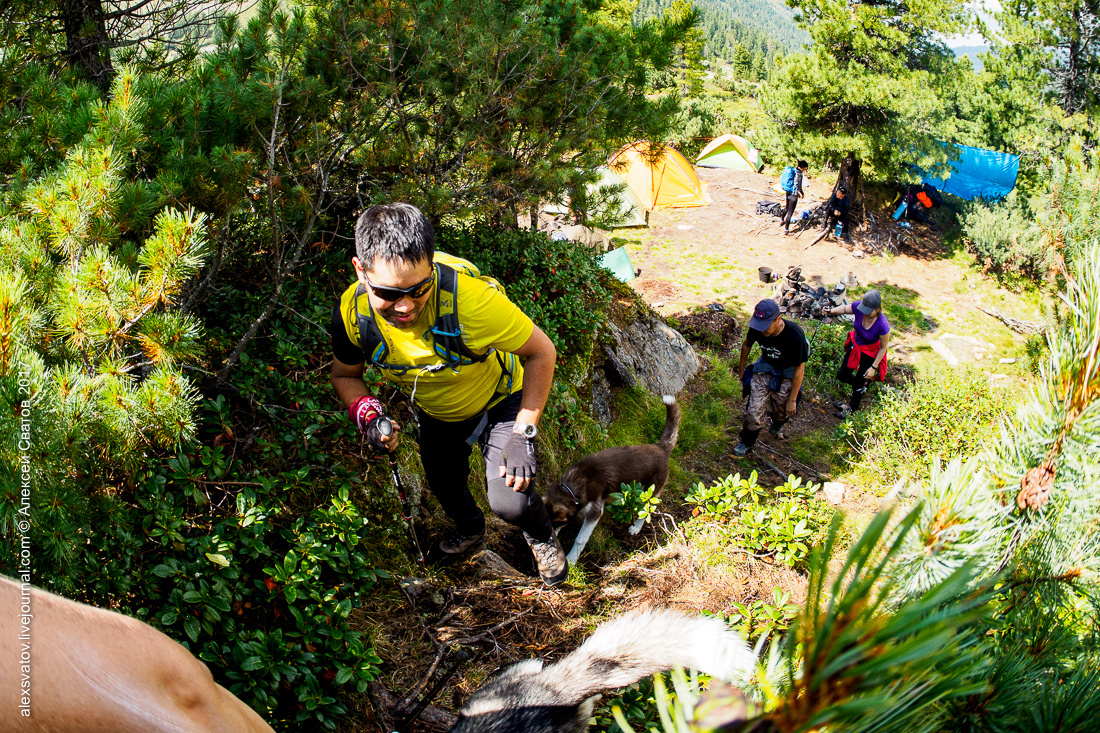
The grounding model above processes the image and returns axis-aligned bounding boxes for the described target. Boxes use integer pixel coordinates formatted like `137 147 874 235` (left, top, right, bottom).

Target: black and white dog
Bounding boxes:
450 608 755 733
543 396 681 564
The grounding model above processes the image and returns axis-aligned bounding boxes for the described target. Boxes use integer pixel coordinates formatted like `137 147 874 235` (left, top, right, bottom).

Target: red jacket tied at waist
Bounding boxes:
844 330 887 381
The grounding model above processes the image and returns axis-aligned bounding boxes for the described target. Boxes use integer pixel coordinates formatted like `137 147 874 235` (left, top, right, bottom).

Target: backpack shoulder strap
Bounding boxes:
431 262 490 365
353 282 388 366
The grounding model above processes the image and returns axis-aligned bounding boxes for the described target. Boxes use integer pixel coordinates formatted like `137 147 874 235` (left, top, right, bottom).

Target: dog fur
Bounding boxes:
544 395 681 564
450 608 755 733
0 575 274 732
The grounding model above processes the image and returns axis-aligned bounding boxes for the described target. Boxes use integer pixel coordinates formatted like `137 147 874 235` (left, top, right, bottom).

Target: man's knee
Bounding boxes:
486 478 538 525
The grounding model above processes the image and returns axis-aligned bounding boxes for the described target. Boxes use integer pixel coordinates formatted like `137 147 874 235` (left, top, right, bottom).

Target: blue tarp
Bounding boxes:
920 143 1019 201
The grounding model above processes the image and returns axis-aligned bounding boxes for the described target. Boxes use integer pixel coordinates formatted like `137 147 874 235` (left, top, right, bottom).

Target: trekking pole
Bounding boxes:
377 417 425 564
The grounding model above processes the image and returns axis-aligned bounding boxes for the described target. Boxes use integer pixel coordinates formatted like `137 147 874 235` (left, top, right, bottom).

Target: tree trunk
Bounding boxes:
836 152 862 195
60 0 113 90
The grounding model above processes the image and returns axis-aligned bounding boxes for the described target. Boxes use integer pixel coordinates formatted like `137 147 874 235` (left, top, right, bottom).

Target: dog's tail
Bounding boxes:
543 608 755 704
658 395 681 453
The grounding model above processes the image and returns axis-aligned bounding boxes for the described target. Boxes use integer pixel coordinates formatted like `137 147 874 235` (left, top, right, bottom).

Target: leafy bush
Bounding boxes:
724 588 801 644
842 365 1015 485
439 226 611 367
60 443 390 731
608 481 662 525
686 472 827 569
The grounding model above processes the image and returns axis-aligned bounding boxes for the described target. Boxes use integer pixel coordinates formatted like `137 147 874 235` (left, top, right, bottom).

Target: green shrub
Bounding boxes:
843 365 1015 485
962 199 1047 279
439 226 611 368
68 447 389 731
608 481 662 525
686 472 828 569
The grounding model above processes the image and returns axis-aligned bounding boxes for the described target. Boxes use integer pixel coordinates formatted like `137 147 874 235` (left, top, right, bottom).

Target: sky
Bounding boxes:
943 0 1001 48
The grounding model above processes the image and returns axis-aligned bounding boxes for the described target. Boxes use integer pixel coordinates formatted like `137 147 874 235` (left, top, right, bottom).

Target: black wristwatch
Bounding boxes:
513 422 538 439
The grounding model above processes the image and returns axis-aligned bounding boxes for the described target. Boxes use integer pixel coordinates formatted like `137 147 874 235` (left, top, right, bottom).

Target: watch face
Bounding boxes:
516 423 537 438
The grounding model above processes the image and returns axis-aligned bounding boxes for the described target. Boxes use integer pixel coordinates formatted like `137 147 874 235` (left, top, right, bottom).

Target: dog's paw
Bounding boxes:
628 521 644 536
565 550 581 565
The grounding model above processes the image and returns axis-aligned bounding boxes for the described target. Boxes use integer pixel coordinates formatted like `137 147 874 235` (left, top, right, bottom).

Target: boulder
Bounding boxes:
604 314 700 396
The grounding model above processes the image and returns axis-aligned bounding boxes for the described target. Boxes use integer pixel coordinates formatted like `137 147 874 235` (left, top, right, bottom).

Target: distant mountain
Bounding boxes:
636 0 809 61
951 44 989 70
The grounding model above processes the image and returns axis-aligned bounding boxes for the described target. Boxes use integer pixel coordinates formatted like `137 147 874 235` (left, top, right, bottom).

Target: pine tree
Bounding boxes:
761 0 970 177
733 43 752 78
0 69 209 588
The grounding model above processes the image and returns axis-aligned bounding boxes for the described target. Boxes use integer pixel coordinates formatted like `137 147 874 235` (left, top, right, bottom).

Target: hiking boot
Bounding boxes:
523 531 568 586
732 442 752 457
439 530 485 555
769 422 787 436
836 405 853 420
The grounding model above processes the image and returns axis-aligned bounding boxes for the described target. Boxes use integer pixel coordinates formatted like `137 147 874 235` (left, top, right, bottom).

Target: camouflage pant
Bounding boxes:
744 371 793 432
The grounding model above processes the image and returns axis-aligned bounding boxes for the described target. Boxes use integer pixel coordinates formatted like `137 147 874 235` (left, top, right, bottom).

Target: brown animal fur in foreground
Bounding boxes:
0 575 274 733
543 395 680 564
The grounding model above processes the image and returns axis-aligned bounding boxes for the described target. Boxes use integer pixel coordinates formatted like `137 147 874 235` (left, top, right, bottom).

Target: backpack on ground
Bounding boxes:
780 166 797 194
757 200 784 217
354 253 503 373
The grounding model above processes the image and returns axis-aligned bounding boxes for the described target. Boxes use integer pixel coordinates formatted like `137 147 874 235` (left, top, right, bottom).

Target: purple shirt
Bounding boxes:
853 301 890 345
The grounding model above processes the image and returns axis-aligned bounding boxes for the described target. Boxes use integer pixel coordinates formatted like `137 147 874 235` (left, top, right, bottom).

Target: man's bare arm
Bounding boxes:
510 324 557 427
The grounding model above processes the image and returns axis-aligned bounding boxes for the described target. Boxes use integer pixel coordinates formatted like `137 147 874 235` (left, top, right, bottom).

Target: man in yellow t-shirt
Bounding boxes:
330 203 568 586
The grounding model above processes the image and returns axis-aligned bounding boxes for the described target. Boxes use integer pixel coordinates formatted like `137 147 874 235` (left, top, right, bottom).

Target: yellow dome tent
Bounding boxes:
696 134 764 172
609 142 708 212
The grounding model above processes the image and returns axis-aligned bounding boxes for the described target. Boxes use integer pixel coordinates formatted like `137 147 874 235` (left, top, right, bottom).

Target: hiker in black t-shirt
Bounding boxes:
781 160 808 236
733 299 809 456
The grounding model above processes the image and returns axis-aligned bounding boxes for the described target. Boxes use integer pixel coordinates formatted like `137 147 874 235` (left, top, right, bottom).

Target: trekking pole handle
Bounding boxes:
378 416 394 437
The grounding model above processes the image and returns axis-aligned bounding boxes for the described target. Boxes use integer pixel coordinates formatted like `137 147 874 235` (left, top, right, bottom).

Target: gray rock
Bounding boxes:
591 369 613 426
605 315 700 396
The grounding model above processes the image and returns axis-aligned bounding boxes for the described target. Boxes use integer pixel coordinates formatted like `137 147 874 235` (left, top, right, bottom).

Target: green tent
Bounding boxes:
543 166 648 227
696 134 764 172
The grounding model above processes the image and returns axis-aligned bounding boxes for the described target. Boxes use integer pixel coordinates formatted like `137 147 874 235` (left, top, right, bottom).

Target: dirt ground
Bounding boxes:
629 167 972 327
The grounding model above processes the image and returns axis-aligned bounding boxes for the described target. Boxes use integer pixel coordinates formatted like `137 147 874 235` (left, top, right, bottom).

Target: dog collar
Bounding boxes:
560 481 580 506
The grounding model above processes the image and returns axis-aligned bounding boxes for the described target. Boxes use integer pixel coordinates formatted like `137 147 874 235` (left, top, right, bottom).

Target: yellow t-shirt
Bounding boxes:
336 257 533 421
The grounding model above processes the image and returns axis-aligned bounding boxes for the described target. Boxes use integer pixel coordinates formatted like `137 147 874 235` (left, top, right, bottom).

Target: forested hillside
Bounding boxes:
636 0 808 69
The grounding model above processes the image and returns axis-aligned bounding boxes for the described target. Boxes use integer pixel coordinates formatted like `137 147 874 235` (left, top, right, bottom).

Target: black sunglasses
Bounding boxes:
364 271 436 302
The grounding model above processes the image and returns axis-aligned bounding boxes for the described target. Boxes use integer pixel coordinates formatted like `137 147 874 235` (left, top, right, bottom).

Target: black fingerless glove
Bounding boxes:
501 431 537 482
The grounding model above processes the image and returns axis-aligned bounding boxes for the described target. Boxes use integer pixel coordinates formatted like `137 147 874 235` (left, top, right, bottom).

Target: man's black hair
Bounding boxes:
355 203 435 270
838 186 848 195
797 160 808 169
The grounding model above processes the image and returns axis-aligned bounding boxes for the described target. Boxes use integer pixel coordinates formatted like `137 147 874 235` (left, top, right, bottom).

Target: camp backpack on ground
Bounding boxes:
780 166 797 194
757 200 784 217
355 253 503 373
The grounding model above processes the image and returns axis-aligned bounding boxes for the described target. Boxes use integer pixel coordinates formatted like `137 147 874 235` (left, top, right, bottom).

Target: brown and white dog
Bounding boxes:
543 395 681 564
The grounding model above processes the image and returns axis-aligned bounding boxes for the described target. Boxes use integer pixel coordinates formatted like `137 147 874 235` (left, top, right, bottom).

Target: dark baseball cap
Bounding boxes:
748 299 781 331
857 289 882 314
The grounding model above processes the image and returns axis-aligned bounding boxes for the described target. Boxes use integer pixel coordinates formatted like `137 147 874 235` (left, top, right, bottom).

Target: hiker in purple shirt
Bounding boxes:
827 289 890 418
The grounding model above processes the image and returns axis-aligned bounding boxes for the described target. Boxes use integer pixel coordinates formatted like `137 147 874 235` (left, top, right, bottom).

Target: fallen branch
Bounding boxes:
370 682 456 732
756 442 828 481
975 304 1045 335
751 451 787 480
804 229 829 249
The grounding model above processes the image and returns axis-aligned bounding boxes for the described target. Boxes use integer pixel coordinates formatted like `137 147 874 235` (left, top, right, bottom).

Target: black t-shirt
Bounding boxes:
746 320 809 371
331 307 365 365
